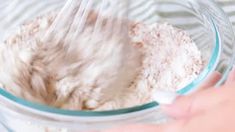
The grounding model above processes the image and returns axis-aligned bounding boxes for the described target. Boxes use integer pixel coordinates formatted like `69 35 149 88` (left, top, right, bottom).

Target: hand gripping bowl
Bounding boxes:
0 0 234 131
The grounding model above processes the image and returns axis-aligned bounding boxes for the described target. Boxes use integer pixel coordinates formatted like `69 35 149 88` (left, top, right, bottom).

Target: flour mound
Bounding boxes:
0 13 203 110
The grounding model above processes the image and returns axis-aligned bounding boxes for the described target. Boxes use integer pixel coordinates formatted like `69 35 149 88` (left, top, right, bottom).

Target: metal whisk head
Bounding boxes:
40 0 138 108
43 0 130 50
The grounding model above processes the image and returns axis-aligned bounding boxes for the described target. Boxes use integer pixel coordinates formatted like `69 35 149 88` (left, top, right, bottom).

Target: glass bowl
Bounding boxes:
0 0 234 131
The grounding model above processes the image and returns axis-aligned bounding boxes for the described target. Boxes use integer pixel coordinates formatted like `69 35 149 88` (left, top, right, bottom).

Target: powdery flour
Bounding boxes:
0 13 203 110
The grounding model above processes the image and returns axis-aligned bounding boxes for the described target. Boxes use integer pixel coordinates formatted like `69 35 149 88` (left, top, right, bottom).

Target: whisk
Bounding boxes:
37 0 145 108
41 0 178 106
43 0 130 48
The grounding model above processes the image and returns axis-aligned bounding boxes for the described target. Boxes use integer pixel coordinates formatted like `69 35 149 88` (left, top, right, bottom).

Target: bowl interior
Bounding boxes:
0 0 224 116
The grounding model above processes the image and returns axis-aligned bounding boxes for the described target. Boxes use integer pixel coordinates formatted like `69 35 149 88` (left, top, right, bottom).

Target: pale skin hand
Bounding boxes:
105 67 235 132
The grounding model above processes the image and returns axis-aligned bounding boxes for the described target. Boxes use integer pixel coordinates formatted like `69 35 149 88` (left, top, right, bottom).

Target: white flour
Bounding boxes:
0 13 203 110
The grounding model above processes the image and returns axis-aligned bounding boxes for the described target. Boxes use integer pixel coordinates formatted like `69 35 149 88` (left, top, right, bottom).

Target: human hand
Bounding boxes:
105 67 235 132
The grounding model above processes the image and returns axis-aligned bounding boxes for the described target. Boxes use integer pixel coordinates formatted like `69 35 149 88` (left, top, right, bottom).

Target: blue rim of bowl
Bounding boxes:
0 19 220 117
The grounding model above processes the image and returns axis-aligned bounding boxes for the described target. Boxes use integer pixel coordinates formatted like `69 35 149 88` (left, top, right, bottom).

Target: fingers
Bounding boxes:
161 68 235 119
161 72 222 119
106 92 235 132
174 99 235 132
105 70 235 132
161 95 196 119
161 83 231 119
178 71 221 103
225 66 235 84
